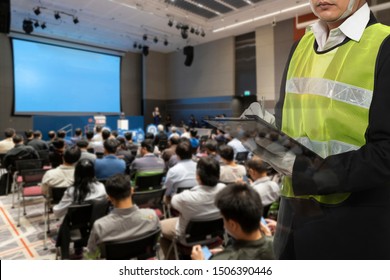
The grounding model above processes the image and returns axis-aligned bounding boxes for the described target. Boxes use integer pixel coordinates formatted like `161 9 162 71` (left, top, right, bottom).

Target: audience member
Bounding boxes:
28 130 49 151
227 137 248 159
164 138 197 202
86 174 160 259
160 157 226 259
76 140 97 162
0 128 15 154
57 130 71 146
3 134 39 169
94 139 126 180
181 126 190 139
191 183 275 260
154 124 168 152
205 139 221 162
246 157 280 207
49 138 65 168
219 145 246 183
124 132 138 154
92 125 103 142
53 159 106 218
47 130 56 151
169 126 180 140
70 128 83 144
161 136 180 170
116 137 135 174
24 129 34 145
189 129 199 150
130 139 164 178
42 146 81 196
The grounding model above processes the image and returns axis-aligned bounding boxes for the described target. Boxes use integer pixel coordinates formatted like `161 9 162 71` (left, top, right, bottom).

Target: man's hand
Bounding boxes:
191 245 205 260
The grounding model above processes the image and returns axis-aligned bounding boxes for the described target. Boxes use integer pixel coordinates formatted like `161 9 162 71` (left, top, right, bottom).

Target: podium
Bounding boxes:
94 115 106 128
117 119 129 130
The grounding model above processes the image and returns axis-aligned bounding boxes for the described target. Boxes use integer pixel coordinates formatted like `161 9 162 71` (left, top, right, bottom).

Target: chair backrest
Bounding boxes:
20 169 46 187
37 150 51 166
90 198 111 226
15 159 43 173
0 153 6 168
134 172 164 191
67 203 93 230
184 218 225 245
132 188 165 210
50 186 68 204
101 229 161 260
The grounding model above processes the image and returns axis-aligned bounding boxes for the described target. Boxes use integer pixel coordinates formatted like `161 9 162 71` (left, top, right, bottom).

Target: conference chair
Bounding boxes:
167 218 227 260
134 171 165 191
132 188 166 219
37 150 51 167
17 168 46 227
100 229 161 260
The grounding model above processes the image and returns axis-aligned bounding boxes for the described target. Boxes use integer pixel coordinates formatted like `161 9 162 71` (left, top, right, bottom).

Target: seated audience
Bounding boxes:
77 140 97 162
154 124 168 152
54 159 106 218
3 134 39 169
161 136 179 170
246 157 280 207
160 157 226 259
57 130 72 146
191 183 275 260
94 139 126 180
41 146 81 196
70 128 83 144
205 139 221 162
24 129 34 145
219 145 246 183
130 139 164 178
168 126 180 140
86 174 160 259
0 128 15 154
124 132 138 154
189 129 199 150
47 130 56 151
92 125 103 142
49 138 65 168
227 137 248 159
28 130 49 151
116 137 135 174
164 138 197 202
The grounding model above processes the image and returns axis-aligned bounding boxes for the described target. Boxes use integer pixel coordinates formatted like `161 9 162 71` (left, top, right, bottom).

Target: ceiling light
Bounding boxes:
73 17 79 24
190 27 195 33
22 20 34 34
41 22 46 29
142 46 149 56
201 29 205 37
138 44 142 50
34 21 39 28
33 7 41 16
176 23 182 29
164 39 168 46
54 12 61 20
153 37 158 43
181 26 189 39
133 42 138 48
195 29 200 36
143 34 147 41
168 19 173 27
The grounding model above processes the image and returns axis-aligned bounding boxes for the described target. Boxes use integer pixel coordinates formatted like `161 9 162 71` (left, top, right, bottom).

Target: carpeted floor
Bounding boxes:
0 191 58 260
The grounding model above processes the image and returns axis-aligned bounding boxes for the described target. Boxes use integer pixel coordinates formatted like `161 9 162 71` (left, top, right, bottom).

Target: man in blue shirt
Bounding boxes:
94 139 126 180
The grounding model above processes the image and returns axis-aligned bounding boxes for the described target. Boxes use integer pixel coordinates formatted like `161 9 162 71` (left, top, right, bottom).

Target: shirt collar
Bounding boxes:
309 3 370 43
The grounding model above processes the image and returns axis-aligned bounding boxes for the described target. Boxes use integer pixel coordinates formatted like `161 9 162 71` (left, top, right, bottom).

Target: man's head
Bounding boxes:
12 134 23 145
102 129 111 141
33 130 42 139
103 139 119 154
246 156 270 180
196 156 220 187
205 139 218 155
124 132 133 141
105 174 133 205
310 0 366 29
57 130 66 139
52 138 65 150
158 124 164 132
215 183 263 239
219 145 234 162
25 129 33 140
140 139 154 155
48 130 56 140
176 138 192 160
86 131 94 141
95 125 103 133
4 128 15 138
75 128 82 137
63 146 81 165
76 139 89 150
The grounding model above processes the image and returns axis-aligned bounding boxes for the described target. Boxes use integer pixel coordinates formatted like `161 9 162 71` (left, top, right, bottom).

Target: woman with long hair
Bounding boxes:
53 159 106 218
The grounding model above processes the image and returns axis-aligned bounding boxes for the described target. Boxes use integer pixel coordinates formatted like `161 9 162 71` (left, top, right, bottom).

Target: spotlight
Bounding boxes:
34 21 39 28
201 30 205 37
195 29 200 36
33 7 41 16
142 46 149 56
168 19 173 27
73 17 79 24
138 44 142 50
54 12 61 20
143 34 147 41
133 42 138 48
41 22 46 29
181 25 189 39
153 37 158 43
22 19 34 34
164 39 168 46
176 22 182 29
190 27 195 33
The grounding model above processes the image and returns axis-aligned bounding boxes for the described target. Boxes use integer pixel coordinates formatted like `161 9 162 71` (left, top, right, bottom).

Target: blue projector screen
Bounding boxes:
12 39 121 115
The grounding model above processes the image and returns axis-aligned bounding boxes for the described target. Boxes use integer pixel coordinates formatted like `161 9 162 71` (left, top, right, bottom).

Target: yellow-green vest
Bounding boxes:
281 23 390 204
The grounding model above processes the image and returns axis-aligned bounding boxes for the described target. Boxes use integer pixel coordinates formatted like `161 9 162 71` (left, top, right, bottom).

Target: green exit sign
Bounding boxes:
244 91 251 96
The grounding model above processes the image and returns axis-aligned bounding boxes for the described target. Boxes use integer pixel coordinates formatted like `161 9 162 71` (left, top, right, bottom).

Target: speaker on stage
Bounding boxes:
0 0 10 34
183 46 194 67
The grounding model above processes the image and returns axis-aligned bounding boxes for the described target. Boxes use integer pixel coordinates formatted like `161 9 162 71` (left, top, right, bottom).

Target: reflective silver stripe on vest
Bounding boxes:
286 77 373 109
295 137 360 158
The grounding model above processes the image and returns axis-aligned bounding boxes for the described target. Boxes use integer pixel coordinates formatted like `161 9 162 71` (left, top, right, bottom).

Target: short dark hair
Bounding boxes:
86 131 94 140
76 139 89 148
102 129 111 140
13 134 23 144
145 132 154 140
52 138 65 150
63 146 81 164
219 145 234 162
104 139 119 154
105 174 131 201
196 157 220 187
57 130 66 139
75 128 82 136
190 129 198 137
176 138 192 160
48 130 56 139
33 130 42 138
169 135 179 146
141 139 154 153
95 125 103 133
205 139 218 152
124 132 133 141
246 157 269 174
25 129 33 138
111 130 118 138
215 183 263 234
4 128 15 138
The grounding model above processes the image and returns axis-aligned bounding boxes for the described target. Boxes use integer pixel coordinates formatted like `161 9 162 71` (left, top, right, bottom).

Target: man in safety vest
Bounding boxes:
254 0 390 259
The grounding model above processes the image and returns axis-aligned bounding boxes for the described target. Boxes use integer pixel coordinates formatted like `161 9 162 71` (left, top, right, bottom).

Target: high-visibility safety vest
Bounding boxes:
281 23 390 204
